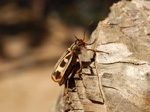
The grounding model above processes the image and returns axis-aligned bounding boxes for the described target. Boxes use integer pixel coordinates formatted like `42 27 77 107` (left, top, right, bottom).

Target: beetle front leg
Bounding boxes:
85 47 109 54
76 56 83 73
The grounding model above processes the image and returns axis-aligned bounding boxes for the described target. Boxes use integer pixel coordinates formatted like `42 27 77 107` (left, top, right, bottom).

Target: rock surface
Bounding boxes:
55 0 150 112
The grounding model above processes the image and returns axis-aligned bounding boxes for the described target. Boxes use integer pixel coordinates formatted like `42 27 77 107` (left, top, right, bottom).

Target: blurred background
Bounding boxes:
0 0 119 112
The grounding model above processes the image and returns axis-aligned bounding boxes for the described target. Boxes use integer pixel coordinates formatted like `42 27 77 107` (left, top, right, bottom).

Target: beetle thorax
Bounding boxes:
71 44 80 52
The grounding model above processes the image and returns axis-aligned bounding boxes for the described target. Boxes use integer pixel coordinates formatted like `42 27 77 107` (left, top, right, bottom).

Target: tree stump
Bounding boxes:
51 0 150 112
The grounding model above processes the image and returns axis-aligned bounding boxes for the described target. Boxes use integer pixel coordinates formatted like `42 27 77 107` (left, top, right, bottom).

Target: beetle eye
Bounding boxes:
78 42 80 46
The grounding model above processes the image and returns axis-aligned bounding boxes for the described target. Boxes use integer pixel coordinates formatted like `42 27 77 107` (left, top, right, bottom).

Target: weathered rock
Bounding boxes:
56 0 150 112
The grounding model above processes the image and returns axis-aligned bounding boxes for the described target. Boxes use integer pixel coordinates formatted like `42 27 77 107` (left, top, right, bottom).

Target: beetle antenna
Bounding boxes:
83 21 93 41
74 35 78 40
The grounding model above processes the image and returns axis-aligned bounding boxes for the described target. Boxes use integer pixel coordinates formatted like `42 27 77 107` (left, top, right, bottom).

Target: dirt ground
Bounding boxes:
0 17 86 112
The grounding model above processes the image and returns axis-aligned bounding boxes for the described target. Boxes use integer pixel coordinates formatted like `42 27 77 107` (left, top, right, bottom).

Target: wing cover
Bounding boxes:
51 49 73 82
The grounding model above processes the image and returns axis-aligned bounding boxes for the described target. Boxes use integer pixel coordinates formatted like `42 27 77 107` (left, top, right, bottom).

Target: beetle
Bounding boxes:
51 29 108 86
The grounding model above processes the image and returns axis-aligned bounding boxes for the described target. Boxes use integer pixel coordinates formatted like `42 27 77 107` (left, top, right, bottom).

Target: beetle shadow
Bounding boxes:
66 52 96 90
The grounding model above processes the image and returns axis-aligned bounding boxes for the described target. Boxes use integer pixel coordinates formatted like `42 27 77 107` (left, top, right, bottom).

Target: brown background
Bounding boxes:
0 0 119 112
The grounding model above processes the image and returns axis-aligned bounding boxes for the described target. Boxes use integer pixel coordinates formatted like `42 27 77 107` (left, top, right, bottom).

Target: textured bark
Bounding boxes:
52 0 150 112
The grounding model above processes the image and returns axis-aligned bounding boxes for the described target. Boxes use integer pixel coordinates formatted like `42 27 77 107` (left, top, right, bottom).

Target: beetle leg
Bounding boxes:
76 56 83 73
85 39 96 45
85 47 109 54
